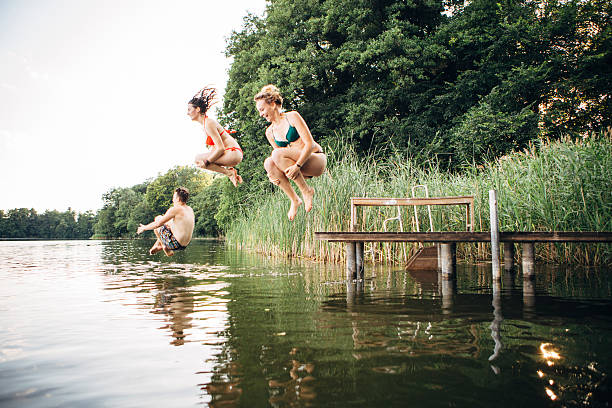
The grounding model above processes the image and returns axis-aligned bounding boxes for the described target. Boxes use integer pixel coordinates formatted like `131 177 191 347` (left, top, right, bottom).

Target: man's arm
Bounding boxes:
137 207 177 234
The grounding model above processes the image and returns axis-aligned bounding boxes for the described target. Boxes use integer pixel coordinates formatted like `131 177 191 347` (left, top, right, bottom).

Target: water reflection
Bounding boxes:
1 240 611 407
489 282 502 374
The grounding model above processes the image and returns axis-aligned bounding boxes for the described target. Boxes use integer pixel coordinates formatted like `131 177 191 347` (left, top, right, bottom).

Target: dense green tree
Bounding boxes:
191 177 225 237
0 208 94 239
76 211 97 239
222 0 611 173
145 166 212 216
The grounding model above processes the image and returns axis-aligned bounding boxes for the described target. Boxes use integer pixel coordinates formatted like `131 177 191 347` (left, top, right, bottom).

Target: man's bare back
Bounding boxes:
136 187 195 256
167 203 195 247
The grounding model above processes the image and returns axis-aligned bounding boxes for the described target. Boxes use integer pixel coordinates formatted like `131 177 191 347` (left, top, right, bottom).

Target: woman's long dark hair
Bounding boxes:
189 87 216 115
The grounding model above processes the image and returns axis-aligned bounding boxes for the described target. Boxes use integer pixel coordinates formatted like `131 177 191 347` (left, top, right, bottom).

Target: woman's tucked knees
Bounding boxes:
264 157 282 185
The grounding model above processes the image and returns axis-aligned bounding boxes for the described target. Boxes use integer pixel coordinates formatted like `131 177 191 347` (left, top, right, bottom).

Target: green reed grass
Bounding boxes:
227 130 612 266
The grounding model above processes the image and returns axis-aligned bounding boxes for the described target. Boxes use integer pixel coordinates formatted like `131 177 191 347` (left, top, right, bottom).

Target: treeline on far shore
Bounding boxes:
0 166 226 240
0 208 96 240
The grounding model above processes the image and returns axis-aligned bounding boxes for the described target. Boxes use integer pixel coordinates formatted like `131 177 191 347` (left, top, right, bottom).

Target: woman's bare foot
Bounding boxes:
302 185 315 212
288 198 302 221
228 168 242 187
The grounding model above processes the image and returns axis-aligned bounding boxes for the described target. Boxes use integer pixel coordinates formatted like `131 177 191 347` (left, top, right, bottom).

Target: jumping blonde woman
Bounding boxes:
189 87 243 186
254 85 327 220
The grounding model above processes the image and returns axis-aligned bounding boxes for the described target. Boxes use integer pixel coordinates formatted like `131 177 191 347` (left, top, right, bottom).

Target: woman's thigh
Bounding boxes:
214 150 243 167
301 152 327 177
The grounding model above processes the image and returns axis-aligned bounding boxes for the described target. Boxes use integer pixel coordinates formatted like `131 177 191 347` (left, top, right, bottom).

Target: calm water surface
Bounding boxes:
0 240 611 407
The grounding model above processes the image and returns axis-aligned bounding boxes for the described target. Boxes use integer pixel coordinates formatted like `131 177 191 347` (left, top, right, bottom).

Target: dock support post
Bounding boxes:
355 242 364 280
521 243 535 279
440 275 455 314
503 242 515 272
345 242 356 280
489 190 501 281
439 243 456 278
523 278 535 316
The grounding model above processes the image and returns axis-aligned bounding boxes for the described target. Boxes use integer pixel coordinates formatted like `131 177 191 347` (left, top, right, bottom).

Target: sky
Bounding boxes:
0 0 267 213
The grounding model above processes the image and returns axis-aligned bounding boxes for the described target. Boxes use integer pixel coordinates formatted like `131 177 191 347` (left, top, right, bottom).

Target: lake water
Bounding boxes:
0 240 611 407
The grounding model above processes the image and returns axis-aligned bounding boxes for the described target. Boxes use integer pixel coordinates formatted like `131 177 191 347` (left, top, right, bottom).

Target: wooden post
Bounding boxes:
489 190 501 281
439 243 456 277
523 278 535 315
521 243 535 279
346 242 356 280
440 276 455 314
503 242 515 272
355 242 364 280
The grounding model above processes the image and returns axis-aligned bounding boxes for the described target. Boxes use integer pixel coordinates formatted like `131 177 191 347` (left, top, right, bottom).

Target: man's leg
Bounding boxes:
149 239 164 255
153 220 175 257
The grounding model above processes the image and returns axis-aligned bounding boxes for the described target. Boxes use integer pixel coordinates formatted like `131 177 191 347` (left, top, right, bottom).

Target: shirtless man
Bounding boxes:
137 187 195 256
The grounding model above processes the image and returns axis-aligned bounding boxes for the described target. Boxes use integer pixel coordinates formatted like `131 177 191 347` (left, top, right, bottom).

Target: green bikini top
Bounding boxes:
273 117 300 147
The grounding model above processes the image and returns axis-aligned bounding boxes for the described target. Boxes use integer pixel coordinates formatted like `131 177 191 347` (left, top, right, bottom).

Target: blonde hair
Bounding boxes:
254 84 283 106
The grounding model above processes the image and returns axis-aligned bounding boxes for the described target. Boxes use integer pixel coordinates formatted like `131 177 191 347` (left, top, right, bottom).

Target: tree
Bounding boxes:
191 177 225 237
145 166 212 216
223 0 612 172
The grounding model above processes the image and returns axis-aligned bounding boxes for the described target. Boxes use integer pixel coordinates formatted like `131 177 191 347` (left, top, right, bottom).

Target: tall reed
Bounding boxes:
227 130 612 266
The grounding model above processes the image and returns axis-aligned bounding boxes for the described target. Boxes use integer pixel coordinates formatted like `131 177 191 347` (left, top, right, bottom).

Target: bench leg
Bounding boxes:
521 243 535 279
345 242 356 280
440 243 456 278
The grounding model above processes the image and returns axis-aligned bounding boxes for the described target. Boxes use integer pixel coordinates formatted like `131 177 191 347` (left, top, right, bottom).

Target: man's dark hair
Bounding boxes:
175 187 189 203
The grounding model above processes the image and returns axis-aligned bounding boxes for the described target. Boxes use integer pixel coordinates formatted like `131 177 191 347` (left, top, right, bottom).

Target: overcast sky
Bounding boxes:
0 0 267 213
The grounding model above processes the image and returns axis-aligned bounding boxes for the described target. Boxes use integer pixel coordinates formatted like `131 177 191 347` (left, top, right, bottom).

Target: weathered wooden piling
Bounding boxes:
503 242 515 272
356 242 364 280
489 190 501 281
345 242 356 280
521 243 535 279
439 243 456 277
440 275 455 314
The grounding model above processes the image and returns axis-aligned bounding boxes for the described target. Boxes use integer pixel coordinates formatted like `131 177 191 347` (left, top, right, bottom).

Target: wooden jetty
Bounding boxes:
315 195 612 281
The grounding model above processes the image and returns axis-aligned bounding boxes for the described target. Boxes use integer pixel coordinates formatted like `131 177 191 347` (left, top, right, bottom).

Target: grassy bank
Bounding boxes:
227 131 612 266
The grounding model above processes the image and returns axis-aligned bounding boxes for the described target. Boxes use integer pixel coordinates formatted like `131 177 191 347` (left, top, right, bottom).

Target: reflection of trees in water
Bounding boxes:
99 241 611 406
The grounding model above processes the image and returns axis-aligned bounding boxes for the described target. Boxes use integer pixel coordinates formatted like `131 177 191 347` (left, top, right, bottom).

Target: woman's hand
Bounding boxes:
284 163 301 180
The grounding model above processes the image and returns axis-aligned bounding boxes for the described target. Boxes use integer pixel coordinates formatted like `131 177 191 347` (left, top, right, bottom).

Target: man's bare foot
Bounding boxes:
162 247 174 257
302 185 315 213
288 198 302 221
150 245 162 255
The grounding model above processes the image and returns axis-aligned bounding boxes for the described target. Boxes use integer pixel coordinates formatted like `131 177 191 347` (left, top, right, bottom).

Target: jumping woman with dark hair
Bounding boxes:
189 87 243 186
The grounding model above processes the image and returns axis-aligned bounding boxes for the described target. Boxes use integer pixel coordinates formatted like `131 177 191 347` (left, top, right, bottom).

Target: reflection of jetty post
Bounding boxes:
439 273 455 313
523 278 535 314
489 282 503 368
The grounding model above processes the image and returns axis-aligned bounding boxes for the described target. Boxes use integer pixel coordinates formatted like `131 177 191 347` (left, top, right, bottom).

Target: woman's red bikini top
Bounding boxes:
205 117 236 146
